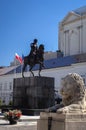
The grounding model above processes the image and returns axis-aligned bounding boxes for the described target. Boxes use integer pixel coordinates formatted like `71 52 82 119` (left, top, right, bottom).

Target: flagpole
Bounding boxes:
14 58 17 79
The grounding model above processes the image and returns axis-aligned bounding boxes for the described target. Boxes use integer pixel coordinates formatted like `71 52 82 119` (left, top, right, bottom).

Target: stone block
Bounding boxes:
13 76 55 109
37 112 86 130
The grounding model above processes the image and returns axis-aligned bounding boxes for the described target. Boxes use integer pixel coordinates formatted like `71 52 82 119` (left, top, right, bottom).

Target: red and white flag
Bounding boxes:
15 53 23 64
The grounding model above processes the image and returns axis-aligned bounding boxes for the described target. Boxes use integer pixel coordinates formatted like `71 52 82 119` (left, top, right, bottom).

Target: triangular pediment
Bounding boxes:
62 12 80 24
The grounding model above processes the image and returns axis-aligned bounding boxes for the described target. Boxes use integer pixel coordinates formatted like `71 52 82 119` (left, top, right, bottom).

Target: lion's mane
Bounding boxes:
57 73 86 113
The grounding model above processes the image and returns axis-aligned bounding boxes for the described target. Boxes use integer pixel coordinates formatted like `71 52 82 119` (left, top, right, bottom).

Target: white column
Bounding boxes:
78 26 83 53
63 31 66 56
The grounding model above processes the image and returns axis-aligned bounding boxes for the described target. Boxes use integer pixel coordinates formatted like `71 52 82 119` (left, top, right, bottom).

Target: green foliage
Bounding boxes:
0 98 2 106
9 100 13 106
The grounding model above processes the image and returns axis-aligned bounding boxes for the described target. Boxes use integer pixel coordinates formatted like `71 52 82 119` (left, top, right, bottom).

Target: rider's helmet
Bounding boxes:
34 39 38 43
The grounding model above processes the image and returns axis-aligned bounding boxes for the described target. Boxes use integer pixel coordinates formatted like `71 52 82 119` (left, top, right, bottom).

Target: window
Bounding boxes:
9 82 12 90
4 82 7 90
0 83 2 90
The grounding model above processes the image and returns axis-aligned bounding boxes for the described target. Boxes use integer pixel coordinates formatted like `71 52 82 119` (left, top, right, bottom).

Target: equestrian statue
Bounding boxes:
22 39 45 77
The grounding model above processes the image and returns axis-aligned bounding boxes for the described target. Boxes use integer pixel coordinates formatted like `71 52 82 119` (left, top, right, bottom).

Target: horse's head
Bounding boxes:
39 44 44 51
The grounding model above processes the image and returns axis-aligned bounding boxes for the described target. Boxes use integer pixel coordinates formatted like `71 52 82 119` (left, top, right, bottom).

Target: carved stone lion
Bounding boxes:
57 73 86 113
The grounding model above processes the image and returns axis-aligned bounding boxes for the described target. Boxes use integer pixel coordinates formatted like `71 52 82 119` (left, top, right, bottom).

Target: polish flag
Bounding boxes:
15 53 23 64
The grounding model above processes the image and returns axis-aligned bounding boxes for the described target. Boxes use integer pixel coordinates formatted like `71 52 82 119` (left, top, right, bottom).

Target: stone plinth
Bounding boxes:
13 76 55 109
37 112 86 130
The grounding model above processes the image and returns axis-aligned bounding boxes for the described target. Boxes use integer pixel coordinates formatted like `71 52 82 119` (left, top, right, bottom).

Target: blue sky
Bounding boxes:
0 0 86 66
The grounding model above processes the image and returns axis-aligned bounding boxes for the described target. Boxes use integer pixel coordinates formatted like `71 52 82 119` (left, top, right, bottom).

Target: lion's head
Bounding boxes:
60 73 85 106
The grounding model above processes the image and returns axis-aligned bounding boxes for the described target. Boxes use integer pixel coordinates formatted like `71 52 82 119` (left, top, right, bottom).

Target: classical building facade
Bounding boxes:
58 6 86 56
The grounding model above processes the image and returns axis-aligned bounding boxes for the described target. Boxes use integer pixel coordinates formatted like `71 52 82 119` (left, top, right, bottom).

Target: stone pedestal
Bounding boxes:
37 112 86 130
13 76 55 109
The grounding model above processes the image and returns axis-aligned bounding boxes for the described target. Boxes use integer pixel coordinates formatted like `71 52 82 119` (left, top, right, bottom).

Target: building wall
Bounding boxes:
0 62 86 105
0 75 13 105
41 62 86 90
44 52 57 60
82 18 86 53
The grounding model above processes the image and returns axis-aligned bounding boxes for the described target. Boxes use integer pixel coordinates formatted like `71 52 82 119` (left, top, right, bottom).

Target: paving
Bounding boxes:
0 114 40 130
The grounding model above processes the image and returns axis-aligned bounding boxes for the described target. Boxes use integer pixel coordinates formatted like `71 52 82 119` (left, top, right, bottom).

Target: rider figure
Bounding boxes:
29 39 38 61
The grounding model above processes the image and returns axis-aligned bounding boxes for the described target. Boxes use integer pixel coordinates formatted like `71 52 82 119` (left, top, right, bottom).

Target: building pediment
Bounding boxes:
62 12 80 25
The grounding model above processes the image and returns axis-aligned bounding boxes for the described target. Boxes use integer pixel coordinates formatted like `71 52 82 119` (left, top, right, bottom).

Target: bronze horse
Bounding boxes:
22 44 44 77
